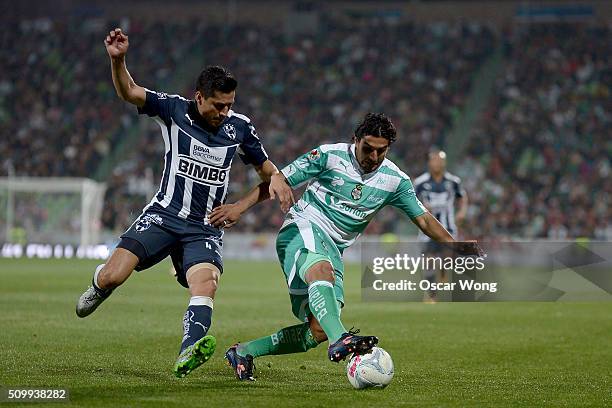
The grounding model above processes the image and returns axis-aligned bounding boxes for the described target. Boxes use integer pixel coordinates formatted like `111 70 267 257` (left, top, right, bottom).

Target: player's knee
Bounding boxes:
97 248 138 289
97 265 128 289
309 318 328 343
306 262 335 284
187 266 220 296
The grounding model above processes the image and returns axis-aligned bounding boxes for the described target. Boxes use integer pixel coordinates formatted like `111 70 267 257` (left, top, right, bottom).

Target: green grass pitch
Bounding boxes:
1 258 610 407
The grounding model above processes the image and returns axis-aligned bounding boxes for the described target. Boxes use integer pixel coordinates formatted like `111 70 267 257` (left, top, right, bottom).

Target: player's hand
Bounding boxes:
209 204 242 229
105 28 129 59
269 173 294 213
456 240 485 257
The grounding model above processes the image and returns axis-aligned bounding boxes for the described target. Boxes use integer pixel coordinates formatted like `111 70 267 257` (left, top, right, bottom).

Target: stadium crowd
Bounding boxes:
0 18 204 177
2 16 608 240
459 23 611 240
99 18 496 234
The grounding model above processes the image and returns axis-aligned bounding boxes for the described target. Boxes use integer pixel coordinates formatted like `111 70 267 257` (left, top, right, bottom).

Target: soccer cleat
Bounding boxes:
76 286 110 318
327 329 378 362
225 344 256 381
173 335 216 378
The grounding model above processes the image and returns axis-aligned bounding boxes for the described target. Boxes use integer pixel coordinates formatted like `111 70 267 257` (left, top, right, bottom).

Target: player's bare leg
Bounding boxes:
75 248 139 317
173 263 219 378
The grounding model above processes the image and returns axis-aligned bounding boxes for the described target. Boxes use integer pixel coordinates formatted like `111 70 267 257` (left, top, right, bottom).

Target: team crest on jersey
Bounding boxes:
351 184 363 200
308 149 320 161
135 213 163 232
223 123 236 140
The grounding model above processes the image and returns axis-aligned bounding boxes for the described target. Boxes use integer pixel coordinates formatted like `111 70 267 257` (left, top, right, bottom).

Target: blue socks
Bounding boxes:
180 296 213 352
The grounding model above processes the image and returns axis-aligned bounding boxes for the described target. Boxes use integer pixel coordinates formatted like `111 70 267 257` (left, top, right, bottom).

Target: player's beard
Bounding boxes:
361 160 380 173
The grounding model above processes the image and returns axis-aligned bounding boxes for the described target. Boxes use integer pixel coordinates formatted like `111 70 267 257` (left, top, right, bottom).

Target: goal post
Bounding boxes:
0 177 107 246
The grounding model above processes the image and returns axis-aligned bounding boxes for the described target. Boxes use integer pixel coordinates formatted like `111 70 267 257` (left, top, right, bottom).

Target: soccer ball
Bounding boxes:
346 347 394 389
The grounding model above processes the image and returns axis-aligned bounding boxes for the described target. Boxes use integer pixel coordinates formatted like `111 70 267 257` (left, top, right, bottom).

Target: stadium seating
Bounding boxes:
459 23 610 239
102 19 496 234
2 17 608 239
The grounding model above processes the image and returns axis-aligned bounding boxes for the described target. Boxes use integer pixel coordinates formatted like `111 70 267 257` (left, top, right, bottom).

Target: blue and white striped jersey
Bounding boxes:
138 89 268 225
414 171 465 238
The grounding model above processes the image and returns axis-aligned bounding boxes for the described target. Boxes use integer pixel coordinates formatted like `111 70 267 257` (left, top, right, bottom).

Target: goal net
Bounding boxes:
0 177 106 247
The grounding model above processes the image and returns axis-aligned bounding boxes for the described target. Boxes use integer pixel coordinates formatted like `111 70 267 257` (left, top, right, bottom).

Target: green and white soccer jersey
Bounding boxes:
281 143 426 249
276 143 427 320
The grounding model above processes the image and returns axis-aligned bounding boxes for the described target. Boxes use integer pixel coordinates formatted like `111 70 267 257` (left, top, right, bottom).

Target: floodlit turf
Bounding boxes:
0 258 610 407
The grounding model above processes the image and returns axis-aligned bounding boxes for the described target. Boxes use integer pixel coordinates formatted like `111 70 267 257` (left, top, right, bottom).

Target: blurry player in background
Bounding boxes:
75 28 292 378
209 113 481 380
414 149 468 302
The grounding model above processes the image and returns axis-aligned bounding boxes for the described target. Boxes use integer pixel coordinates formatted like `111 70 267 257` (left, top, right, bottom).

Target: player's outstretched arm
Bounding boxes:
413 213 483 256
413 212 455 243
254 160 295 212
209 182 272 229
456 194 468 227
105 28 145 107
209 161 295 228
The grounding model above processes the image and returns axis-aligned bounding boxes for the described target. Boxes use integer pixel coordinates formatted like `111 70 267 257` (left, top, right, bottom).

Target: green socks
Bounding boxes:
237 281 346 358
307 280 346 343
237 323 319 358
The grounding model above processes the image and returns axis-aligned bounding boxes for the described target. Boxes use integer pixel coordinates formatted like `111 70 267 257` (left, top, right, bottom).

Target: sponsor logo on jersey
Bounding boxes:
191 145 223 163
308 149 320 161
185 113 194 126
295 158 309 169
223 123 236 140
325 193 367 219
366 195 384 204
178 156 229 186
248 123 259 139
351 184 363 200
135 213 163 232
284 164 297 177
331 176 345 187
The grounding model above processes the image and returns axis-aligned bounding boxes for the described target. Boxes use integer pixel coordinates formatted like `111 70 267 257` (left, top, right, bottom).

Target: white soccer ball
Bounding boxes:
346 346 394 389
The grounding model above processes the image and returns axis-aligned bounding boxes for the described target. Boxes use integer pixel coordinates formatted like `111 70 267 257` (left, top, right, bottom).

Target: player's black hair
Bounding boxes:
196 65 238 98
354 113 397 144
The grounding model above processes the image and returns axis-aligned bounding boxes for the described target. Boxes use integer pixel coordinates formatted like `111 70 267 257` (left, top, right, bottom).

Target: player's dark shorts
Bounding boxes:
118 209 223 288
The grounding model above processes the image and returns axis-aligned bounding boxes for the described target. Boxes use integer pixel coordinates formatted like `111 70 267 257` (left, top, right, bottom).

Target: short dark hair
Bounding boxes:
196 65 237 98
354 113 397 143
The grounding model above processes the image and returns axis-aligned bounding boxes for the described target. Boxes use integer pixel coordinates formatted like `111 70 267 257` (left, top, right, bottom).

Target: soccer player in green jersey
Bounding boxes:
209 113 481 380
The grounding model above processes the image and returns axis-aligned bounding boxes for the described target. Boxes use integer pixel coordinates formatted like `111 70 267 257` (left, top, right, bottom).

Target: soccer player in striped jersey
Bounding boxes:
414 150 468 302
414 150 468 241
210 113 481 380
75 28 292 378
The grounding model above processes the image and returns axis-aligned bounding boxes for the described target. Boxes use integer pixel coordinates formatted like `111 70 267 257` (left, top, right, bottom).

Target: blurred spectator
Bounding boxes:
102 18 495 234
459 23 611 239
4 16 607 239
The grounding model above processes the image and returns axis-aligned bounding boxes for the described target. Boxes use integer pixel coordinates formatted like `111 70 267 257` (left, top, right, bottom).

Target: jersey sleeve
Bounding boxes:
388 177 428 219
280 147 329 188
238 122 269 166
137 89 175 124
414 178 427 202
